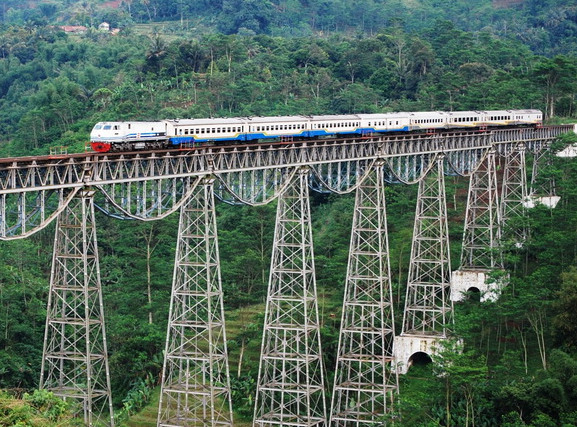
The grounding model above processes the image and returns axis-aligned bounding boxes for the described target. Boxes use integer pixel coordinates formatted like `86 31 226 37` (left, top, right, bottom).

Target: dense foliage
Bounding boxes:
0 2 577 426
3 0 577 55
0 20 576 157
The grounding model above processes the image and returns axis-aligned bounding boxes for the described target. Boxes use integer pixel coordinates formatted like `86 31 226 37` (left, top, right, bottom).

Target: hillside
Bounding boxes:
2 0 577 55
0 0 576 425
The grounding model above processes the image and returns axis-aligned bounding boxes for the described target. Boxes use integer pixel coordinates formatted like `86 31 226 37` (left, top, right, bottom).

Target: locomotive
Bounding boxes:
89 109 543 153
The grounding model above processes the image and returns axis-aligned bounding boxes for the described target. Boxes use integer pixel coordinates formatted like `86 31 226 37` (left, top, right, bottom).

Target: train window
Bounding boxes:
184 129 189 135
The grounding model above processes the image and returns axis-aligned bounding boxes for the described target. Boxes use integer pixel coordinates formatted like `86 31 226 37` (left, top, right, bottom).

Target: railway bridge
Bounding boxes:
0 125 571 426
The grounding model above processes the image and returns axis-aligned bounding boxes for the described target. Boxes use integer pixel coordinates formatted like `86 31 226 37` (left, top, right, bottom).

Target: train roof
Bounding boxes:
248 116 309 123
309 114 361 121
93 121 162 126
356 113 411 119
166 117 246 126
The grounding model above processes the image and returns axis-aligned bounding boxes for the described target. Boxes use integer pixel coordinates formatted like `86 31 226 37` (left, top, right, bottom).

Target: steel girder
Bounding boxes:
0 126 570 238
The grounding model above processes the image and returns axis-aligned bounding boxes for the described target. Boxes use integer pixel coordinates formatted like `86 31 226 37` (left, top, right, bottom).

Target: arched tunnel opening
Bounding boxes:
466 287 481 302
408 351 433 370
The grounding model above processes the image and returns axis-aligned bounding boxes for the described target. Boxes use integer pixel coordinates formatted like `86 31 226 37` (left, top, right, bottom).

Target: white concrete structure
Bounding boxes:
557 145 577 158
451 269 507 302
523 195 561 209
394 335 442 375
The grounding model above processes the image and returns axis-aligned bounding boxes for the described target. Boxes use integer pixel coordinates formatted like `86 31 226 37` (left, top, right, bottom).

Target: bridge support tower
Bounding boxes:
500 143 529 247
253 167 327 426
157 177 233 426
527 146 560 208
452 150 505 302
394 156 454 374
40 190 114 426
329 162 399 425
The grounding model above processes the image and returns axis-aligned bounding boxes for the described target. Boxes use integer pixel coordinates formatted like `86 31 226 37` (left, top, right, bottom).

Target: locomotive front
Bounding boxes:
90 121 167 152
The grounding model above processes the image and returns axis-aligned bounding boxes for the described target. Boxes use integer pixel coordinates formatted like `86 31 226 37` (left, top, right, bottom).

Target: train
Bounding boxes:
89 109 543 153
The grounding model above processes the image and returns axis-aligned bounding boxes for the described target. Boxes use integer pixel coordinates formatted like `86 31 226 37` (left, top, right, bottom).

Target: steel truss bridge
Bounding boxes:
0 125 571 426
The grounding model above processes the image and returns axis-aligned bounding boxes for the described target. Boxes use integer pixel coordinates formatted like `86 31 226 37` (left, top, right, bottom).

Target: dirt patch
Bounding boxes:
101 0 122 9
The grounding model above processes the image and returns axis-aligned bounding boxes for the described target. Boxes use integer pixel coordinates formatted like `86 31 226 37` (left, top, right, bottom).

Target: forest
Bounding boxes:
0 0 577 425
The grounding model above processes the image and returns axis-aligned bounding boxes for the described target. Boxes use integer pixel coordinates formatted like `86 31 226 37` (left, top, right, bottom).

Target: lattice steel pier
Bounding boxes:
253 167 327 426
158 177 233 426
394 156 454 374
40 190 114 426
330 162 399 425
451 150 506 302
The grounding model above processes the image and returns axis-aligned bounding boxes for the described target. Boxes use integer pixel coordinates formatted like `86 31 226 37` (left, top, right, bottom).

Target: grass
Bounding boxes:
122 388 160 427
122 302 266 426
